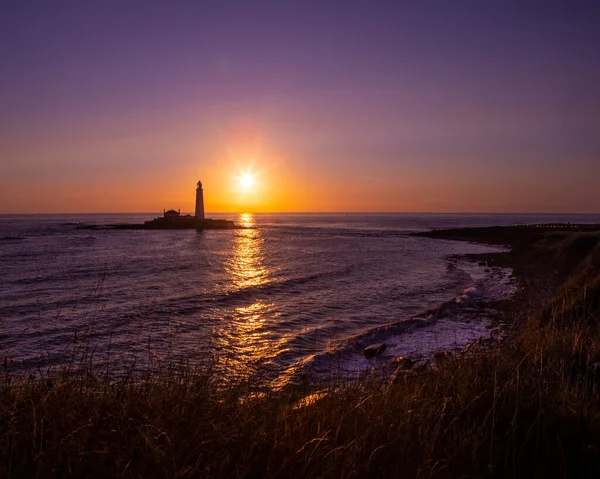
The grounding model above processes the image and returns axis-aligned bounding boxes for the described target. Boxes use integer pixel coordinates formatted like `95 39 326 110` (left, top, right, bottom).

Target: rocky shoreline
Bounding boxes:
414 224 593 328
364 224 600 378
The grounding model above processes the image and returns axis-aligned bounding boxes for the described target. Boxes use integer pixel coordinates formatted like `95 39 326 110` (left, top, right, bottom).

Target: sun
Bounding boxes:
239 172 255 190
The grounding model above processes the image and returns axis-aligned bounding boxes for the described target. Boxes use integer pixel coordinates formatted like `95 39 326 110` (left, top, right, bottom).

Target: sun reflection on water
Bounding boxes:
213 213 291 383
226 213 267 289
239 212 254 228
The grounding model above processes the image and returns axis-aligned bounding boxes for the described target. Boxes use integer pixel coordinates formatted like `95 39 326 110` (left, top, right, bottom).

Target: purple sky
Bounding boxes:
1 1 599 213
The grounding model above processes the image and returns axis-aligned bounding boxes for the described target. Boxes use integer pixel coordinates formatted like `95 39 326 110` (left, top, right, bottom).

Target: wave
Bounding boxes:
267 225 413 238
454 286 480 303
277 261 517 386
159 266 354 315
0 236 26 241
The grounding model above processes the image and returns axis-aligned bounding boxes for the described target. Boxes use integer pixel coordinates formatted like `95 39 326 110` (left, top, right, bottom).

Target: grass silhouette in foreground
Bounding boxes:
2 225 600 478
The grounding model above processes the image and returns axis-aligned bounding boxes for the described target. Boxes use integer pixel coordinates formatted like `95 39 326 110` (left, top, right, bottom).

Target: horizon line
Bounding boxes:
2 211 600 216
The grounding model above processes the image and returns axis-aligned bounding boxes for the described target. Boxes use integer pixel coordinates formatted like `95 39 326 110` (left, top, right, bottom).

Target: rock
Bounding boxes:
481 337 499 346
413 360 430 373
391 369 416 383
395 356 415 370
364 343 387 358
433 351 451 367
383 359 399 370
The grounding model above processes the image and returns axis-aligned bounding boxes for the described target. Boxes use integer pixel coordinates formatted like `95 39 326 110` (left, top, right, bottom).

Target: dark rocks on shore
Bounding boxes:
391 359 429 382
395 356 415 370
480 336 499 346
364 343 387 358
462 334 500 355
433 351 452 367
391 369 416 383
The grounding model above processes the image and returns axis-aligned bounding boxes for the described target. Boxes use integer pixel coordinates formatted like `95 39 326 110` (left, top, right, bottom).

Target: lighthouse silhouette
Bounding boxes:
195 181 205 220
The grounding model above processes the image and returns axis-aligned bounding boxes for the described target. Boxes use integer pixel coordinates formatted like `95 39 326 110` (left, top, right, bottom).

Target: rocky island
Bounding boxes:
77 180 239 230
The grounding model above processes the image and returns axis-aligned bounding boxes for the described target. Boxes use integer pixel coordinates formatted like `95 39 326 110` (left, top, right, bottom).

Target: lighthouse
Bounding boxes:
195 181 205 220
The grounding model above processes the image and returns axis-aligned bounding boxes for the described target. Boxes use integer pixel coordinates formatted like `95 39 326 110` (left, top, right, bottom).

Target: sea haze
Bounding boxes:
1 213 599 387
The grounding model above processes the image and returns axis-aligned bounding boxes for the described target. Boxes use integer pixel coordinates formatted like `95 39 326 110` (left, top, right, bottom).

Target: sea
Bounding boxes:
1 213 599 388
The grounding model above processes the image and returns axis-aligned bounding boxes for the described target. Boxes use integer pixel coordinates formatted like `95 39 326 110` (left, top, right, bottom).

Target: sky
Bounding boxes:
1 1 599 213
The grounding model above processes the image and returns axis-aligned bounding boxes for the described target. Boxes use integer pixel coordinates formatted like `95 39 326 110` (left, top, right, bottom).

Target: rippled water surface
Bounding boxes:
1 213 599 386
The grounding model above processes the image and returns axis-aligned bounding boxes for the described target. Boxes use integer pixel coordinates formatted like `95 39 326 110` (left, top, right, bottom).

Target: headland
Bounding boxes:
415 223 600 332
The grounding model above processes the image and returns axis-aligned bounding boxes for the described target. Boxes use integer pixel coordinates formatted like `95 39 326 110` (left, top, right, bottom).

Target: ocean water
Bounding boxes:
1 212 599 387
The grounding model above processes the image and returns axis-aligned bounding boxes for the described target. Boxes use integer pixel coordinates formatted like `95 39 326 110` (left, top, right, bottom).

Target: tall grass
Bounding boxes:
2 297 600 477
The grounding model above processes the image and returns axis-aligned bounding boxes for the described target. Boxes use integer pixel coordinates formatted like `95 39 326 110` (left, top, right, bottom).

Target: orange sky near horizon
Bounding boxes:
2 150 597 215
1 116 597 215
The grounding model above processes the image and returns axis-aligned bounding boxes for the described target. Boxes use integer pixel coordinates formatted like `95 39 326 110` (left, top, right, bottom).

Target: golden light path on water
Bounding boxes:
215 213 293 385
228 213 267 289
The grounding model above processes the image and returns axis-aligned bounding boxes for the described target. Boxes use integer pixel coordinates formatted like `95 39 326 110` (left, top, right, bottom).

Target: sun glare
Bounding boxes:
239 172 255 190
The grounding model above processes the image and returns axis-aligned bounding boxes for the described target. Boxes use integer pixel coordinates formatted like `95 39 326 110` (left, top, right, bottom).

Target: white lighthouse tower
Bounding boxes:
195 181 205 220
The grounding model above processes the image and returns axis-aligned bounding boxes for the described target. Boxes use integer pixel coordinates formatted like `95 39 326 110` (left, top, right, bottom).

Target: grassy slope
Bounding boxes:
2 227 600 478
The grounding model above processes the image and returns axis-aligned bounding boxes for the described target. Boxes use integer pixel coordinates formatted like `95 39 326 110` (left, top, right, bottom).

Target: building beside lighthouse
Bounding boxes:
163 209 181 220
144 180 235 229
